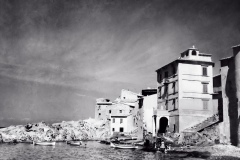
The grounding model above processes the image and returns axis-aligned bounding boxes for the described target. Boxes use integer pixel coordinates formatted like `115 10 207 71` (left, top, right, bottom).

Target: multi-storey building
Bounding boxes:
213 44 240 146
95 89 143 137
95 98 112 120
155 46 215 133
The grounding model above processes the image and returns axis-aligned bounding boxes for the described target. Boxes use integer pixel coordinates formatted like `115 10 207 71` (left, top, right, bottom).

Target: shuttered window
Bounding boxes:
203 100 208 110
203 83 208 93
202 67 207 76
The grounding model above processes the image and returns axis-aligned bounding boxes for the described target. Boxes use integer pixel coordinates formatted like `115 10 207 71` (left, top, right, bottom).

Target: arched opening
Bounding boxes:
158 117 168 133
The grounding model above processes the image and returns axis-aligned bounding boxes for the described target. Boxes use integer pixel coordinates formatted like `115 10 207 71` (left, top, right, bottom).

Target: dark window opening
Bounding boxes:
165 100 168 110
186 52 189 56
109 110 111 114
173 82 176 93
119 110 122 113
159 87 162 98
192 50 197 55
120 127 124 132
112 118 115 123
112 128 115 131
99 113 101 116
173 99 176 109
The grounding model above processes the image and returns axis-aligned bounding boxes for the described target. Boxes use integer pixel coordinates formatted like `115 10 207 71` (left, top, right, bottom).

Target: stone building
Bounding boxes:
95 89 143 137
155 46 215 133
141 89 157 135
213 44 240 146
95 98 112 120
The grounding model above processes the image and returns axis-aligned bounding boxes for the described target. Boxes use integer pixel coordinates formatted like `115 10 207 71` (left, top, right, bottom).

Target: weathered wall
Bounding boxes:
142 94 157 133
233 45 240 146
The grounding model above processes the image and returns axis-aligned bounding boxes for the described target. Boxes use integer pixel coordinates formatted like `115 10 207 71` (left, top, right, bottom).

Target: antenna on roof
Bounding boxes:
192 45 195 49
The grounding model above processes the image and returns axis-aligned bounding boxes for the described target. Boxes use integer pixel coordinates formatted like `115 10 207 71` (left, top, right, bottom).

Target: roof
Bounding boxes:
232 44 240 48
121 89 143 97
156 59 215 72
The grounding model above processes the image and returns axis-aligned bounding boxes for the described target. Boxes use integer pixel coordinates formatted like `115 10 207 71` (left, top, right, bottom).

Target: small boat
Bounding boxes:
33 141 56 146
99 140 110 145
110 142 138 149
68 141 82 146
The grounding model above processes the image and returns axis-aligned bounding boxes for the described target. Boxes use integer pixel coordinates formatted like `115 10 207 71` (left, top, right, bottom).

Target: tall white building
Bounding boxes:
155 46 215 133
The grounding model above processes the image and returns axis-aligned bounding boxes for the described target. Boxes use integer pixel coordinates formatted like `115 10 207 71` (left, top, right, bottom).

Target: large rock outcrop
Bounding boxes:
0 118 111 143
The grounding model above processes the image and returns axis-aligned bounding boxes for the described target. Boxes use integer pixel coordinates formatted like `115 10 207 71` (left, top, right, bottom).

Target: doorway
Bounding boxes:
159 117 168 133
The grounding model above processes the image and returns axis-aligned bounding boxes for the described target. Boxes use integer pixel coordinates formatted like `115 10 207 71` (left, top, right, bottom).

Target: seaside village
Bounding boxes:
1 44 240 152
95 44 240 148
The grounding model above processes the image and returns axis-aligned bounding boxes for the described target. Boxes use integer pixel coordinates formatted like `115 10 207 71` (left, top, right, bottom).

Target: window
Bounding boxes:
99 113 101 116
119 110 122 113
165 100 168 110
112 118 115 123
112 128 115 132
164 71 168 78
173 99 176 110
203 100 208 110
186 52 189 56
192 50 197 55
173 82 176 94
120 127 124 132
173 124 176 133
109 110 111 114
203 83 208 93
120 118 123 124
202 67 207 76
159 87 162 98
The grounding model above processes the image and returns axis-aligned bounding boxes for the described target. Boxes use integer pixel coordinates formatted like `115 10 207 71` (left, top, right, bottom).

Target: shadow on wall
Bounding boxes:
225 57 239 146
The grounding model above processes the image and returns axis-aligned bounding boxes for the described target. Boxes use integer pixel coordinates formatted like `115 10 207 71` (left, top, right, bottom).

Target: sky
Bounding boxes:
0 0 239 126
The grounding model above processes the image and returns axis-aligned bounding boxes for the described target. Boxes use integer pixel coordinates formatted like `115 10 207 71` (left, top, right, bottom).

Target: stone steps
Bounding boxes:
184 114 220 132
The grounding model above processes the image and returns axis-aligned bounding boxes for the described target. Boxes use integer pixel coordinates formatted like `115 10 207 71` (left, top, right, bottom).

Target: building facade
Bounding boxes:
95 98 112 120
156 47 215 133
213 44 240 146
141 89 157 135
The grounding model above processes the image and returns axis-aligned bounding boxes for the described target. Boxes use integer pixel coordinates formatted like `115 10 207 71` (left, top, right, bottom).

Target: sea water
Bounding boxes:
0 141 218 160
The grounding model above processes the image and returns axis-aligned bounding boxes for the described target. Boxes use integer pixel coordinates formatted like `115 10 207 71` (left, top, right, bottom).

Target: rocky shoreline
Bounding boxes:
0 118 111 143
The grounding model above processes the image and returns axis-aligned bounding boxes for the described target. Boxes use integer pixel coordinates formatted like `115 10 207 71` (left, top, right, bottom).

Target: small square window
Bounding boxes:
119 110 122 113
112 128 115 131
99 113 101 116
112 118 115 123
109 110 111 114
120 118 123 124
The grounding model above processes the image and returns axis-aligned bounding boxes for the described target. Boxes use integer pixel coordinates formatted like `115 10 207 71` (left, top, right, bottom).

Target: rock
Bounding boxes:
0 118 111 142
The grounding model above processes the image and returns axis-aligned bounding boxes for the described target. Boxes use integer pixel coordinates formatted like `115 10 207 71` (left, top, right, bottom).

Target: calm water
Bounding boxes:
0 141 215 160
